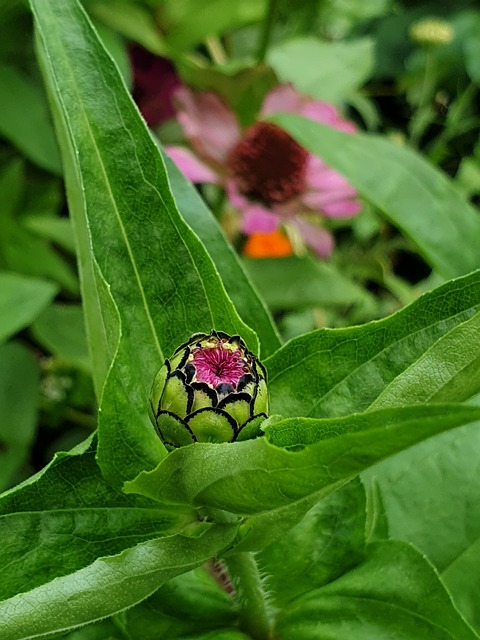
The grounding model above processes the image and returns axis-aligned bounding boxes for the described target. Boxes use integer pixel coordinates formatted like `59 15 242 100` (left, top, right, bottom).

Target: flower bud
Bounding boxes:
149 331 268 449
409 18 453 47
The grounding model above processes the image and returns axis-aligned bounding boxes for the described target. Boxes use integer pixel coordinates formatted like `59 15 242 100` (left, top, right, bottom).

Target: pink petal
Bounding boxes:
292 218 334 259
322 200 362 217
165 146 219 184
241 205 280 234
226 180 250 211
260 83 304 116
299 100 338 125
303 158 360 216
174 86 240 165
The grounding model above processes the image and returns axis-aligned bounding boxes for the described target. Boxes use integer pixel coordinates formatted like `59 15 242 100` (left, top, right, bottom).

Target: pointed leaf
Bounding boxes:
265 271 480 419
31 0 258 485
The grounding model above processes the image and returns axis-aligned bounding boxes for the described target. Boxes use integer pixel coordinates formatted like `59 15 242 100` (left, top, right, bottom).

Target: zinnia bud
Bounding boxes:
149 331 268 449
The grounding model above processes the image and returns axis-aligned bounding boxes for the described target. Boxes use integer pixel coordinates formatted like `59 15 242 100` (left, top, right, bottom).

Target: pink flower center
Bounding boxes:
193 345 247 388
228 122 308 205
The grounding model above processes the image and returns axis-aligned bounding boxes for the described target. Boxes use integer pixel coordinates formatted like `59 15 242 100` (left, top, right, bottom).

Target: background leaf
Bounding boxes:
0 342 39 490
243 255 374 312
31 303 91 373
0 272 58 345
268 37 374 103
276 540 478 640
0 64 61 174
265 271 480 419
364 423 480 634
272 113 480 279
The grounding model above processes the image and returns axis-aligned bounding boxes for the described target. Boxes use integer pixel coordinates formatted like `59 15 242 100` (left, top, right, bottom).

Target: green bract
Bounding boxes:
149 331 268 449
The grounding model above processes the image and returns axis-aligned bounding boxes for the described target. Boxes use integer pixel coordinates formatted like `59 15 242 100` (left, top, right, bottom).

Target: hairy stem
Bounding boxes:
223 552 272 640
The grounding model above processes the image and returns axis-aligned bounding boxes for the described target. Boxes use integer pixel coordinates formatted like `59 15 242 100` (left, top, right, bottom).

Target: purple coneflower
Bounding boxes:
166 83 361 258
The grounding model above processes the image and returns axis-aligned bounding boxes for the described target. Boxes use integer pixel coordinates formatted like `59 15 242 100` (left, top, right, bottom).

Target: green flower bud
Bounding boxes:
149 331 268 450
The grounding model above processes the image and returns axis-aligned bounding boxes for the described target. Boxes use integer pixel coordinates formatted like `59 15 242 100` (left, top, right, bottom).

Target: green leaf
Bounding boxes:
22 216 76 253
59 619 124 640
264 271 480 419
161 151 280 358
258 478 366 608
364 423 480 634
0 443 193 603
272 114 480 279
123 569 236 639
163 0 266 53
0 64 61 174
0 272 58 344
0 522 238 640
0 342 39 490
32 0 259 485
371 311 480 408
125 405 480 538
89 1 167 55
268 37 374 103
243 255 374 312
276 540 478 640
31 303 91 372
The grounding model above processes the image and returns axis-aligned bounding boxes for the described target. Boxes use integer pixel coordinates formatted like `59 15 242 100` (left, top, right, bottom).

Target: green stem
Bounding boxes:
409 48 437 147
223 552 272 640
256 0 279 64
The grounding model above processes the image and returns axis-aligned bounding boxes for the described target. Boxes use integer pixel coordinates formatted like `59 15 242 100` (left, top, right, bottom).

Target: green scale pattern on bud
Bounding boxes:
149 331 268 449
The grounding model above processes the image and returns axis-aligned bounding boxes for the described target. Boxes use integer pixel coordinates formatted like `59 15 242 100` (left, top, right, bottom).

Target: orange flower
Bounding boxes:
243 230 293 259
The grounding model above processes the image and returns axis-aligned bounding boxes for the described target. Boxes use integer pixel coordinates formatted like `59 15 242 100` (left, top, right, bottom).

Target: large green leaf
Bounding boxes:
272 114 480 279
0 272 58 345
268 37 374 104
126 405 480 548
0 443 192 603
0 342 39 490
265 270 480 419
32 0 259 486
0 522 238 640
276 540 478 640
365 423 480 634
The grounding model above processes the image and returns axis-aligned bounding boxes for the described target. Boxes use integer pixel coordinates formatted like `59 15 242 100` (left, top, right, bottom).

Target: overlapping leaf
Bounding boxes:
265 270 480 418
126 405 480 552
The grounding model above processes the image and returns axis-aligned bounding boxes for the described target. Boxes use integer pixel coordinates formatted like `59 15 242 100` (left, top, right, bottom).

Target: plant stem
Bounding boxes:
256 0 279 65
223 552 272 640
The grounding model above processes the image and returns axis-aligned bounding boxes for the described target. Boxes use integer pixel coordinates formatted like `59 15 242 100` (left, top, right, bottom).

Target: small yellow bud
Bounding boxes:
409 18 454 47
